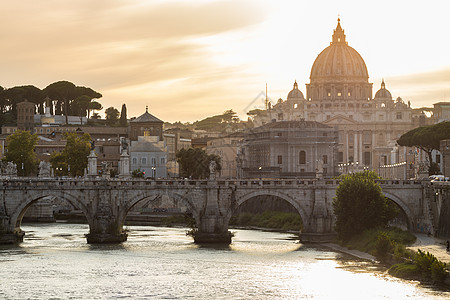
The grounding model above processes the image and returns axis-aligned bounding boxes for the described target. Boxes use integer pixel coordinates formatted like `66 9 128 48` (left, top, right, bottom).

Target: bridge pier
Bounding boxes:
0 229 25 244
85 216 128 244
193 182 232 244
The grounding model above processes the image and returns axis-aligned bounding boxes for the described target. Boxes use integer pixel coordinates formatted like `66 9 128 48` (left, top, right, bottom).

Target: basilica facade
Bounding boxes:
253 19 425 173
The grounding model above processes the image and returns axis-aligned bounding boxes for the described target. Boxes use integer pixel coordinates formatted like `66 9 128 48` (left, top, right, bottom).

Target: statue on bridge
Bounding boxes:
38 161 51 178
209 160 216 180
5 162 17 177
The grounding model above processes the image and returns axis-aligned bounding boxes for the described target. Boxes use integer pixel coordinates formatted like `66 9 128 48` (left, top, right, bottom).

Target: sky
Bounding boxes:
1 0 450 122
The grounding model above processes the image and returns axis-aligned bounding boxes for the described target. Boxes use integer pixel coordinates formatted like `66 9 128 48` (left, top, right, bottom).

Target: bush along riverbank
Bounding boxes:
229 211 303 232
339 227 449 287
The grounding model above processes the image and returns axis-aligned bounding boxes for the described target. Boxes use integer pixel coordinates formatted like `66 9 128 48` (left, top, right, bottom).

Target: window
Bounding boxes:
327 90 331 97
299 151 306 164
337 91 342 97
161 157 165 165
278 113 283 120
338 152 343 162
363 131 372 144
141 157 147 165
396 112 402 119
151 158 156 165
132 158 137 164
323 155 328 164
348 91 351 97
349 156 354 163
379 114 384 121
277 155 282 164
363 152 371 165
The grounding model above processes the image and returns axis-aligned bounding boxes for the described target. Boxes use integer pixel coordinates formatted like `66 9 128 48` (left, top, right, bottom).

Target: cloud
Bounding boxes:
379 67 450 107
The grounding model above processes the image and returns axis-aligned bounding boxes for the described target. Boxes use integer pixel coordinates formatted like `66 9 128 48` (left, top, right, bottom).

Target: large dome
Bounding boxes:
310 19 368 83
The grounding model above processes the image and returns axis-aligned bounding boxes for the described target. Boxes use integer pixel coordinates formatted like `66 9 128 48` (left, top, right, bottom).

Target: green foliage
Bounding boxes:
374 232 394 262
397 122 450 174
105 106 120 125
176 148 221 179
194 109 240 132
132 168 145 178
333 171 399 241
229 211 303 231
3 130 39 176
50 133 91 176
344 227 416 257
414 249 448 283
120 104 127 126
49 152 68 176
388 263 420 279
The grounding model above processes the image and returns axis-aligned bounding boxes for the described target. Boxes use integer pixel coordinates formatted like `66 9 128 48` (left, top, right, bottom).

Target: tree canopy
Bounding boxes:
120 104 127 126
3 130 38 176
194 110 241 132
0 81 102 127
332 171 398 241
397 122 450 174
50 132 91 176
176 148 221 179
105 106 120 125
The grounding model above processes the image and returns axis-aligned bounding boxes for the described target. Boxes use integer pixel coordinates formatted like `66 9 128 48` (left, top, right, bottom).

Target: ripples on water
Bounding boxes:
0 222 448 299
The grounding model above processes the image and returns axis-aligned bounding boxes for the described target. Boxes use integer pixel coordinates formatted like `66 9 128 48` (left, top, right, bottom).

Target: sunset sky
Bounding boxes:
1 0 449 122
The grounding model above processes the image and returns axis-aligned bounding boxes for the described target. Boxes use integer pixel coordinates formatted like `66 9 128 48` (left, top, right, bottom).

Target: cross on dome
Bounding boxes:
332 17 346 45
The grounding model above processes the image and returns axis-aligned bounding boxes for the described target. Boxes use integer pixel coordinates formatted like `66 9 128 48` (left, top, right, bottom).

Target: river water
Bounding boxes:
0 222 448 299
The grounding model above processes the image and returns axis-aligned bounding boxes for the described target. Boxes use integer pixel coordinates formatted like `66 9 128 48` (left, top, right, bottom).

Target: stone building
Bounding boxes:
129 136 167 178
206 132 244 179
129 107 163 141
16 100 35 131
253 19 426 172
238 120 338 179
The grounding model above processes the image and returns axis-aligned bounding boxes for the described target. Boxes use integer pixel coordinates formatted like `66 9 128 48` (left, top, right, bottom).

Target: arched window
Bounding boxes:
132 158 137 165
299 151 306 164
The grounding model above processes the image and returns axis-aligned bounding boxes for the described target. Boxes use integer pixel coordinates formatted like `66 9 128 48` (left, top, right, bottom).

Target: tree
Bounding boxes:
3 130 38 176
332 171 398 241
397 122 450 175
50 132 91 176
120 104 127 126
176 148 221 179
105 107 120 125
44 81 102 123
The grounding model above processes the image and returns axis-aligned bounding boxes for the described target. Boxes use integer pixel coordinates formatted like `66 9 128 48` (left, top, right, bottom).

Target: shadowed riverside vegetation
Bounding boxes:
229 211 303 231
332 171 449 286
162 211 303 232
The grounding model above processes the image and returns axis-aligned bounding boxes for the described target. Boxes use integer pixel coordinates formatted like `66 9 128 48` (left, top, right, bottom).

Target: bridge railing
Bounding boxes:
0 177 428 189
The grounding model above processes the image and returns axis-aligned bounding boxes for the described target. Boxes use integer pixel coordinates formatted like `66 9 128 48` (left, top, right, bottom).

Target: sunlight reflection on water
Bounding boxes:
0 223 448 299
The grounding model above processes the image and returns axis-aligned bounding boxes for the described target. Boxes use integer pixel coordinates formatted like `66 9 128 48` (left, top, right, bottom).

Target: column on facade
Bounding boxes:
359 131 363 166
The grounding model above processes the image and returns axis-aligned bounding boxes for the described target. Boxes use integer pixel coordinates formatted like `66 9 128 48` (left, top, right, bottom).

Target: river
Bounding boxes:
0 222 448 299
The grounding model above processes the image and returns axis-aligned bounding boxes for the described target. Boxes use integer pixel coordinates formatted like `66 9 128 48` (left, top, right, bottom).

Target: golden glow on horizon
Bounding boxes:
1 0 449 122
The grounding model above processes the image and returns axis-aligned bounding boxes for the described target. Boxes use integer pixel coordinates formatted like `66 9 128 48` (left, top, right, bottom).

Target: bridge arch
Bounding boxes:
228 190 309 228
11 190 92 229
383 191 415 230
119 189 201 227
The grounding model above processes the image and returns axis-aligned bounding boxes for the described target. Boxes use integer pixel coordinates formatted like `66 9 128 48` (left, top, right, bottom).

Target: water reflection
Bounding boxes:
0 223 448 299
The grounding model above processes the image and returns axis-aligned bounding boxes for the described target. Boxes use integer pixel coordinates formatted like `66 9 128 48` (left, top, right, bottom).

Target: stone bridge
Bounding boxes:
0 178 447 244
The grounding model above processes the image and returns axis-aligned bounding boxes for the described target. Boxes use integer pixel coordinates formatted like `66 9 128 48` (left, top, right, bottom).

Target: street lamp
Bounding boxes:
152 166 156 179
258 166 262 181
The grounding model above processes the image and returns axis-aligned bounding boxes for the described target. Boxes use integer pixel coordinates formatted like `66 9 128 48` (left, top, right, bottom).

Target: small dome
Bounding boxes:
287 80 305 100
374 80 392 99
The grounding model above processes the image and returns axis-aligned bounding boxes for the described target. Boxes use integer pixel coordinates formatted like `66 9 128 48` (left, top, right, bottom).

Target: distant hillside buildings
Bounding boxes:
1 19 450 179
